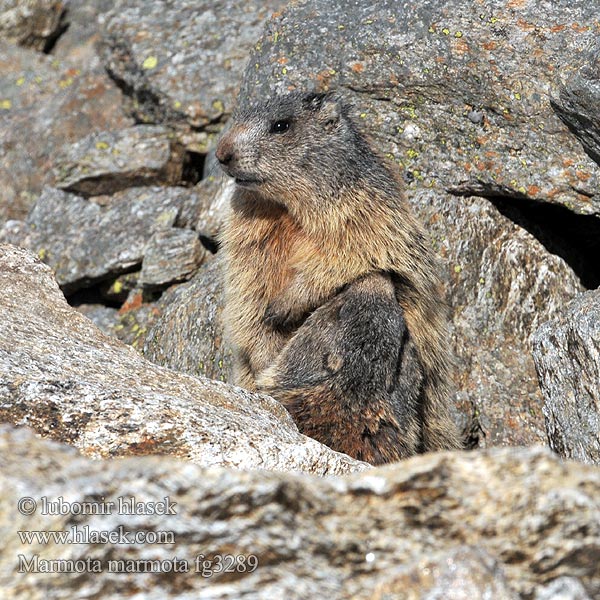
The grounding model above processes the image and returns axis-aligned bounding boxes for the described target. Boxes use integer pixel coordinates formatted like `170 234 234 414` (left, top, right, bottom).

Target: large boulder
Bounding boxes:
532 289 600 465
1 425 599 598
0 243 363 475
99 0 286 129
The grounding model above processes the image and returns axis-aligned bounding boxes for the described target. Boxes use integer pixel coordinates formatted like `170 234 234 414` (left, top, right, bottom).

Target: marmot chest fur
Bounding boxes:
216 91 462 463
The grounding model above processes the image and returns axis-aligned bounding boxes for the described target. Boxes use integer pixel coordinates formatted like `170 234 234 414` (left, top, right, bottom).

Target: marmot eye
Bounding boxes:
270 119 291 134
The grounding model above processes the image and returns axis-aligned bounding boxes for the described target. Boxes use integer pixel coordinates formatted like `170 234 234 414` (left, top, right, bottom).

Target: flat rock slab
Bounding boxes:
22 186 201 294
532 289 600 465
0 426 599 598
53 125 187 196
99 0 286 128
0 244 363 475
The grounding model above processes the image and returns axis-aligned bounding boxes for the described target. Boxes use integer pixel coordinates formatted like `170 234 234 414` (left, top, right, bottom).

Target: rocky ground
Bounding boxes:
0 0 599 598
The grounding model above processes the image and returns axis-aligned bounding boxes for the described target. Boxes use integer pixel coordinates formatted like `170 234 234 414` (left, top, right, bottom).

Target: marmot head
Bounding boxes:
216 91 384 209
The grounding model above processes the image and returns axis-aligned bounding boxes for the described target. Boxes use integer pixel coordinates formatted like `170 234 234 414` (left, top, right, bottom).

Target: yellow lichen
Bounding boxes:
0 99 11 109
95 141 109 150
142 56 158 70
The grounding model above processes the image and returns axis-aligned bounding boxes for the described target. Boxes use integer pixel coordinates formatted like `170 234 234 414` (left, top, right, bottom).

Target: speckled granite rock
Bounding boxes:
1 426 599 598
551 43 600 167
0 41 132 222
531 289 600 465
140 227 206 288
99 0 286 128
239 0 599 216
0 0 65 51
143 256 232 382
53 125 187 196
0 244 364 474
21 186 201 294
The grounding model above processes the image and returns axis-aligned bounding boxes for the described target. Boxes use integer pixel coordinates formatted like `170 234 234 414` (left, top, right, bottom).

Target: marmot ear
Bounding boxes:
318 96 341 129
303 92 342 129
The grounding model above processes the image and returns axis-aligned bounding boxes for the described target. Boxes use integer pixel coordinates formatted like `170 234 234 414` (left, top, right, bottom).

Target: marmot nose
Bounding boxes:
215 143 234 166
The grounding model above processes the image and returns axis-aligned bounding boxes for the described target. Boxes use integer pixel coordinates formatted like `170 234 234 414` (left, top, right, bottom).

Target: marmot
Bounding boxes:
216 91 463 464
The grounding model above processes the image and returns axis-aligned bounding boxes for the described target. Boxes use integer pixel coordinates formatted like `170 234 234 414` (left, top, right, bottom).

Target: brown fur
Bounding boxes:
217 91 463 462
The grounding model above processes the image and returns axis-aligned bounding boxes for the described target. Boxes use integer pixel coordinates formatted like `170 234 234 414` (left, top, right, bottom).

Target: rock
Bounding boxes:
53 125 187 196
531 289 600 465
52 0 116 63
74 303 119 336
426 193 584 446
535 577 592 600
0 0 66 51
140 228 206 289
0 243 364 475
194 174 235 246
0 41 132 223
22 186 200 294
98 0 286 128
143 256 232 382
551 44 600 167
240 0 599 216
1 426 599 598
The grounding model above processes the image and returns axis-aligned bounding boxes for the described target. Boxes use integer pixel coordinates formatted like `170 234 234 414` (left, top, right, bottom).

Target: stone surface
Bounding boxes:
140 227 206 288
53 0 116 63
240 0 599 216
1 425 599 598
0 243 363 475
0 41 132 223
53 125 186 196
98 0 285 128
21 186 200 294
428 194 585 446
551 43 600 168
143 256 232 382
194 174 235 245
531 289 600 465
0 0 66 51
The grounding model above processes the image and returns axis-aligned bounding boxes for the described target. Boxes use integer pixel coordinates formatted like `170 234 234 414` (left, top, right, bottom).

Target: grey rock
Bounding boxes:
1 426 599 598
98 0 286 128
23 186 200 294
0 41 132 223
535 577 592 600
0 0 65 51
53 0 117 64
143 256 232 382
551 44 600 167
0 243 364 475
194 175 235 244
531 289 600 465
75 303 119 336
140 227 206 288
427 193 584 447
240 0 599 215
54 125 187 196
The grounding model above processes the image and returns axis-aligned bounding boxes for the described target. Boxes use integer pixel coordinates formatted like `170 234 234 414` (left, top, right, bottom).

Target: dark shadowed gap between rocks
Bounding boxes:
453 194 600 290
181 151 206 186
